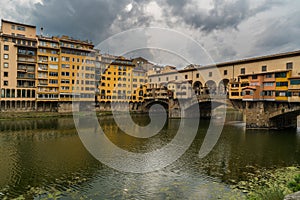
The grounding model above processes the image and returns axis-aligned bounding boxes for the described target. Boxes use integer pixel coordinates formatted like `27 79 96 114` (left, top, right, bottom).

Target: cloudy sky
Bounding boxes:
1 0 300 66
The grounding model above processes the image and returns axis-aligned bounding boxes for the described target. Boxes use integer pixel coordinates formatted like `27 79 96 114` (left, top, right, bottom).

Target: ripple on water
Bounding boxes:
0 115 299 199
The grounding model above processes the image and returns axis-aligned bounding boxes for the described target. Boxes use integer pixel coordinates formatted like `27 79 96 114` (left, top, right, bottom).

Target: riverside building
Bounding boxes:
98 57 147 110
0 19 95 112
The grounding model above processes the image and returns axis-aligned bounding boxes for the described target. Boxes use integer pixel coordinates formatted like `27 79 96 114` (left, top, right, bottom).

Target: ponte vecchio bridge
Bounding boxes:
145 50 300 129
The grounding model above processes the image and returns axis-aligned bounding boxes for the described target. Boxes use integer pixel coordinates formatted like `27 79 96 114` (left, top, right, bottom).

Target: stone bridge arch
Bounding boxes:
193 81 203 95
143 100 169 111
205 80 217 95
268 104 300 129
218 79 230 95
183 100 227 118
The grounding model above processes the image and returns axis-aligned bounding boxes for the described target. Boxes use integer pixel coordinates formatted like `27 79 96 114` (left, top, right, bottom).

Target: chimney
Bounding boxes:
40 27 44 36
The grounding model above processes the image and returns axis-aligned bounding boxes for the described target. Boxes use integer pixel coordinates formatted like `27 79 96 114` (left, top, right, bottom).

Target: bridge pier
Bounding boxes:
244 101 270 129
168 99 181 118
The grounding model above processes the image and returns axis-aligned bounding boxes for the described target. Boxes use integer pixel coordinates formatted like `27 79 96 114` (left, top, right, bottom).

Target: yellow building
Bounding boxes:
275 70 291 101
37 36 60 104
58 35 95 103
0 19 37 110
98 57 146 103
0 19 96 112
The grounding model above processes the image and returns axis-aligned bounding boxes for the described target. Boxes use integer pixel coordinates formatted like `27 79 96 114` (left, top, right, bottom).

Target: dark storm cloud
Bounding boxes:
1 0 297 63
254 10 300 55
31 0 132 44
165 0 282 32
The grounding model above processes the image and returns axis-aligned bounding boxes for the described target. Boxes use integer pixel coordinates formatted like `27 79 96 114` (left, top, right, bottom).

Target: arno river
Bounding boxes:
0 111 300 199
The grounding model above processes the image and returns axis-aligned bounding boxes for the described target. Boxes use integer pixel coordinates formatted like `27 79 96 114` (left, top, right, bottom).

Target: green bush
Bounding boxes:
288 174 300 192
247 187 285 200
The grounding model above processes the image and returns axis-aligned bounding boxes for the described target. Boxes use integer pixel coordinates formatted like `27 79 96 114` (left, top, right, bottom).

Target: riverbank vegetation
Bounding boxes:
231 166 300 199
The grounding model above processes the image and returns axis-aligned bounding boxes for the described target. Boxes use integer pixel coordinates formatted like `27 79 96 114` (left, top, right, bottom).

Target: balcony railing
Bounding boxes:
17 74 35 79
17 58 36 63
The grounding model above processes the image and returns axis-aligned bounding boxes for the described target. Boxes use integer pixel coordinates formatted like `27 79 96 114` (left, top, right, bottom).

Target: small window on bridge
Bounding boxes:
262 66 267 72
286 62 293 70
224 70 228 75
240 68 245 75
252 75 258 79
231 92 239 96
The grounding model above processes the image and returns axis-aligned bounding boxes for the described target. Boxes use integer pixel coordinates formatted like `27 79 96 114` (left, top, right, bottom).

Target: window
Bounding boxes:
49 72 58 77
224 70 228 75
4 45 9 51
240 68 245 75
276 91 287 97
17 26 25 31
185 75 188 79
196 73 199 78
263 91 273 96
49 79 58 84
265 74 273 78
4 72 8 77
3 81 8 86
276 82 288 87
252 75 258 79
209 72 212 77
61 72 70 76
263 82 274 87
61 79 70 84
261 65 267 72
275 72 287 78
49 64 58 69
290 79 300 85
62 64 70 68
231 92 239 96
4 63 8 68
175 76 178 80
166 77 169 81
50 57 58 62
62 57 70 62
4 54 9 59
286 62 293 70
11 25 15 30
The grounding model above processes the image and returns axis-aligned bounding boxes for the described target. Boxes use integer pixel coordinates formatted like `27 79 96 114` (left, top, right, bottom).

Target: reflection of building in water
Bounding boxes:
0 118 99 198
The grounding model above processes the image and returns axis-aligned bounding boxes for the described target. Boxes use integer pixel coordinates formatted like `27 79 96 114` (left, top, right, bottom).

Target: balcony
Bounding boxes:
38 88 59 93
17 74 35 80
17 57 36 64
15 43 37 49
38 59 48 63
38 67 48 71
17 66 35 73
38 75 48 80
38 44 59 49
37 94 59 101
18 50 36 56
